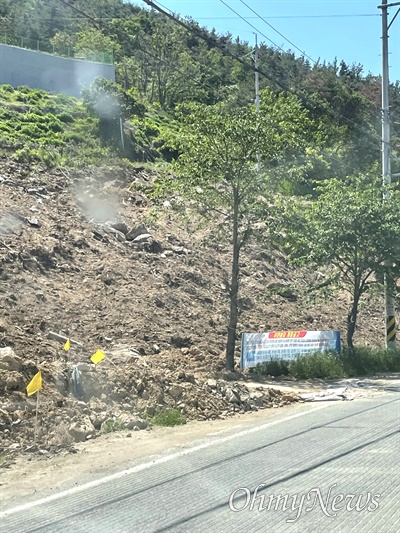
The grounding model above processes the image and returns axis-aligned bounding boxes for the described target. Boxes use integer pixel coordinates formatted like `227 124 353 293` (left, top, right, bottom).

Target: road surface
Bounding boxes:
1 394 399 532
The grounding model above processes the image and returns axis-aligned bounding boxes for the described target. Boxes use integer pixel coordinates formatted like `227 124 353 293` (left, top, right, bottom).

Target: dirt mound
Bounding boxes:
0 159 384 461
0 345 299 466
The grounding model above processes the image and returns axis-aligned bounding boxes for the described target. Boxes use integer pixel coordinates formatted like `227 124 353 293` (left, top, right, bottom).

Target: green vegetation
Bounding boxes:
340 347 400 377
1 2 400 361
251 348 400 379
0 84 115 167
101 417 126 433
153 92 313 370
276 176 400 349
150 409 186 427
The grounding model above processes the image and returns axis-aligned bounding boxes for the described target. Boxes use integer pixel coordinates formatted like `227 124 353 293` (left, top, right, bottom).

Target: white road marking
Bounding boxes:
0 403 332 517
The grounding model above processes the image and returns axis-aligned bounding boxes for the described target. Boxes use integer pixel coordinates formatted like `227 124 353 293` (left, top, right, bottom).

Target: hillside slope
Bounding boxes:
0 159 385 360
0 157 385 460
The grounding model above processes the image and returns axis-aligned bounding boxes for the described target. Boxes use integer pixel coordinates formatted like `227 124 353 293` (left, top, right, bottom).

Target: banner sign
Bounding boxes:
241 330 341 369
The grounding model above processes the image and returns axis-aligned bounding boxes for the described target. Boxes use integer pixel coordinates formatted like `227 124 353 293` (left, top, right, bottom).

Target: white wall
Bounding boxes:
0 44 115 97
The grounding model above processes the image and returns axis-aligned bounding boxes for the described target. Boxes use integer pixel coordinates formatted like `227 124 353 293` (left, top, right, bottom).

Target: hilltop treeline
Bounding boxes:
1 0 400 183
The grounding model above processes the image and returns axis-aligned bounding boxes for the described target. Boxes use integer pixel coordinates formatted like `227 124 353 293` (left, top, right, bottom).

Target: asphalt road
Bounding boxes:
1 394 399 532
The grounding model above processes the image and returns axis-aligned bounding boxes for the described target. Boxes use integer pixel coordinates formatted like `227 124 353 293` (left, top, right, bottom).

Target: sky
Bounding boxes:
134 0 400 80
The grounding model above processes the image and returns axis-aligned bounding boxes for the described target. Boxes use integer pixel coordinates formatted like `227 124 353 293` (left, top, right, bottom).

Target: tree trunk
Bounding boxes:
347 286 361 351
226 192 240 371
346 311 356 350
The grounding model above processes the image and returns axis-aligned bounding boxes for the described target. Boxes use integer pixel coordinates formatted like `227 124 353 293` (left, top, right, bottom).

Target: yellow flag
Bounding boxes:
64 338 71 351
26 371 42 397
91 350 106 364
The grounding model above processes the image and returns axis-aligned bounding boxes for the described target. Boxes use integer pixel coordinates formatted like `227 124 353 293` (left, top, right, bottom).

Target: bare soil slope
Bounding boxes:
0 159 384 460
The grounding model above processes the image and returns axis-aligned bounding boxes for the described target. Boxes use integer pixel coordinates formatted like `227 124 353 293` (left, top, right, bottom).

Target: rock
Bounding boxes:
126 224 149 241
0 371 25 393
141 390 150 400
91 413 108 430
136 380 145 394
170 246 189 255
106 227 126 242
26 216 42 228
126 418 147 430
143 238 163 254
0 348 23 371
249 392 265 403
110 222 129 235
281 394 298 402
226 388 241 404
206 379 217 389
68 421 95 443
132 233 152 243
168 385 183 400
20 360 38 374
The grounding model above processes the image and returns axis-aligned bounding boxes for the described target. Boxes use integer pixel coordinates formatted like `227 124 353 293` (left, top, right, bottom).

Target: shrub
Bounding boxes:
340 346 400 376
251 359 290 377
102 417 126 433
289 351 345 379
151 409 186 427
58 112 74 123
20 123 48 138
48 120 63 133
14 147 37 163
0 84 14 93
250 347 400 380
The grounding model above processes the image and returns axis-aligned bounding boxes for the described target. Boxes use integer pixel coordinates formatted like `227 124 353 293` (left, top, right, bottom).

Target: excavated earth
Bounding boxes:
0 158 386 466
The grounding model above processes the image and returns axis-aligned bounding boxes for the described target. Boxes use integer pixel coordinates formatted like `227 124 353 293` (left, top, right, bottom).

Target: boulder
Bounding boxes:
126 224 149 241
0 347 23 371
168 385 183 400
68 420 95 442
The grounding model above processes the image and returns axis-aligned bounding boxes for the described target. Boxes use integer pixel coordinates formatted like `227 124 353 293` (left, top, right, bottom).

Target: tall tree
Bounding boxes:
277 176 400 348
154 90 311 369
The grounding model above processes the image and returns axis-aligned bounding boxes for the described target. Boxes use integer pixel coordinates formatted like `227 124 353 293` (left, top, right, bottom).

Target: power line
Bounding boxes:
196 14 380 20
214 0 400 164
140 1 382 176
56 0 101 28
56 0 396 171
141 0 290 93
238 0 317 64
218 0 286 53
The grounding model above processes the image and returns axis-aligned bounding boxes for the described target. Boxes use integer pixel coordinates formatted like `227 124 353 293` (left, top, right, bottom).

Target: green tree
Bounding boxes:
278 176 400 349
154 90 311 370
75 27 119 62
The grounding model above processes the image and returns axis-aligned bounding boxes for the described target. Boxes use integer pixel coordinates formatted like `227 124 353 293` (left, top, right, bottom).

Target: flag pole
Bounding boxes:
34 391 40 447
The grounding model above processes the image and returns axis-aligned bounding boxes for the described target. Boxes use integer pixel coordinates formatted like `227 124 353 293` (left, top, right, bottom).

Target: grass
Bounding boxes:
250 347 400 380
0 84 113 168
150 409 186 427
102 418 126 433
0 84 179 167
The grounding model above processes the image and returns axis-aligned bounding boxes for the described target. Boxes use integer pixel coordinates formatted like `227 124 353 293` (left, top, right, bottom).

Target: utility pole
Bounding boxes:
379 1 400 348
254 33 261 172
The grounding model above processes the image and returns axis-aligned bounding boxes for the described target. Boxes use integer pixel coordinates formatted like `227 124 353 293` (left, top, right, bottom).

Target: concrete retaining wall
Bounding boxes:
0 44 115 97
